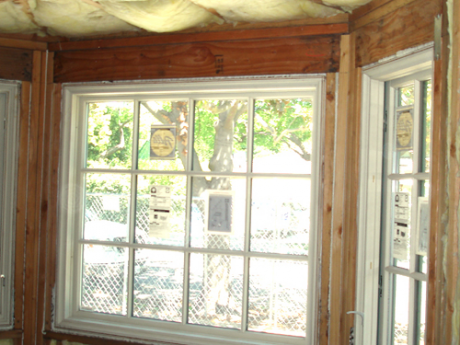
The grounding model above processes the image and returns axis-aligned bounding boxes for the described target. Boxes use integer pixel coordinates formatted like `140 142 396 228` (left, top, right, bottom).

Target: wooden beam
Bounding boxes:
0 47 32 81
53 35 340 83
44 331 178 345
349 0 393 22
329 34 350 345
354 0 439 67
0 37 47 51
317 72 336 345
0 329 23 339
48 23 348 52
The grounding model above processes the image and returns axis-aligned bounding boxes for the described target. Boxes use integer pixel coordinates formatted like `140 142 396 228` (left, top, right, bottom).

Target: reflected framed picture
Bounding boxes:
205 190 234 234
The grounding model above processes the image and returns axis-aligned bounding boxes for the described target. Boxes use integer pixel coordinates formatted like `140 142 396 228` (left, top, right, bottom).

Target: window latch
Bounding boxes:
347 311 364 326
0 275 5 287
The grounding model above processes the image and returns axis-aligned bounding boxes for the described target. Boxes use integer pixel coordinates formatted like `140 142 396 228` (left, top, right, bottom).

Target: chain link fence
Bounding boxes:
82 193 310 335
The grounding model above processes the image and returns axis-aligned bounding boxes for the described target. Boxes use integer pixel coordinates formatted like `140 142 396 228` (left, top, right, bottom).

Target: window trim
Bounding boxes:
356 47 433 345
0 81 20 328
55 76 324 345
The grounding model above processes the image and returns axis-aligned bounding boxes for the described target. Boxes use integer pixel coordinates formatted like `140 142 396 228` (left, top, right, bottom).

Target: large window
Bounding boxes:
0 81 20 327
56 78 322 345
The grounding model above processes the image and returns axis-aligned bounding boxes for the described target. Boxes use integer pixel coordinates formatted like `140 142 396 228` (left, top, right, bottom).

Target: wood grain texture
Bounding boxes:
44 331 182 345
0 329 23 339
0 37 47 51
44 83 62 332
426 33 449 345
14 81 30 331
317 72 336 345
48 24 348 52
349 0 393 22
54 36 340 83
355 0 439 67
0 47 33 81
329 34 350 345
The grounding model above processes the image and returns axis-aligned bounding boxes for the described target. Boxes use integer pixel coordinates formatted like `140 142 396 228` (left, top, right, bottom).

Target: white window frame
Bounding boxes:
55 76 324 345
0 81 20 328
355 47 433 345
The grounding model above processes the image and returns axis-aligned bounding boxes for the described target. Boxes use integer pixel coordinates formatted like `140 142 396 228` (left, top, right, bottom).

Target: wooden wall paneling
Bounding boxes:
317 73 336 344
0 38 47 51
47 24 348 52
35 51 55 345
0 47 33 81
53 35 340 83
426 29 449 345
23 50 46 345
340 32 361 344
354 0 440 67
15 81 31 332
44 83 62 332
328 34 350 345
446 0 460 342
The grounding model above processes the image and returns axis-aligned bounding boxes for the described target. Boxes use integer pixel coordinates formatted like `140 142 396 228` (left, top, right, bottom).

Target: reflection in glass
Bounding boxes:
133 249 184 322
190 177 246 251
253 99 313 174
248 258 308 337
392 180 412 269
394 109 414 174
83 173 130 241
398 84 415 106
251 178 310 255
421 80 432 173
193 100 248 173
392 274 410 345
135 175 186 246
138 101 188 171
81 244 128 315
86 102 133 169
188 254 243 329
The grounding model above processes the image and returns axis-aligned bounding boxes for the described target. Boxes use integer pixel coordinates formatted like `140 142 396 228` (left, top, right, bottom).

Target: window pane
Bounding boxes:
250 178 310 255
193 100 248 173
392 179 412 269
138 101 188 171
190 177 246 251
253 98 312 174
417 180 429 273
86 102 133 169
188 254 243 329
84 173 131 241
392 274 410 345
135 175 186 246
133 249 184 322
416 281 427 345
421 81 432 172
248 258 307 337
398 85 415 106
394 109 414 174
81 244 128 315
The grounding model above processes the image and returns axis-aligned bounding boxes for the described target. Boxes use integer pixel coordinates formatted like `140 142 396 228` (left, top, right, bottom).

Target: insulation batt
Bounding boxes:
188 0 343 22
32 0 139 37
95 0 224 33
323 0 372 12
0 1 39 34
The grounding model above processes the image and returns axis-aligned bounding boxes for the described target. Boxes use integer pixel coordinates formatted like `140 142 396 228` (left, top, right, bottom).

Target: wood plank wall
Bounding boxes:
0 0 458 344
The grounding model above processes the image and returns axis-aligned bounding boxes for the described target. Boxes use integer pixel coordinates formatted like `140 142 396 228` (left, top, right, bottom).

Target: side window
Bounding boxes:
0 82 19 327
379 73 431 345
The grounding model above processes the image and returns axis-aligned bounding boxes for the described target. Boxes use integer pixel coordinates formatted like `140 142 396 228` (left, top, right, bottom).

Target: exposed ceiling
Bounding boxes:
0 0 371 38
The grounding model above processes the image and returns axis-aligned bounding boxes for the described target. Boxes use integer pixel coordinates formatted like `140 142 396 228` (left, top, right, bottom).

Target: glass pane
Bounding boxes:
86 102 133 169
190 177 246 251
398 84 415 106
417 180 429 273
193 100 248 173
416 281 427 345
392 179 412 269
392 274 410 345
253 98 312 174
136 175 186 246
421 80 432 172
251 178 310 255
81 244 128 315
84 173 131 241
394 109 414 174
248 259 307 337
138 101 188 171
133 249 184 322
188 254 243 329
